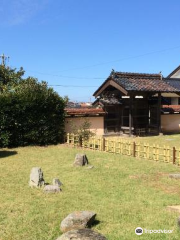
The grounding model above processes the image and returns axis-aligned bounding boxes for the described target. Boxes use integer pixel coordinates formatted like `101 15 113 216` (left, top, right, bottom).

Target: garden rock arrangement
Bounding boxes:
56 229 107 240
29 168 62 193
53 178 63 187
60 211 96 233
57 211 107 240
169 174 180 179
29 167 45 187
43 185 61 193
73 154 88 167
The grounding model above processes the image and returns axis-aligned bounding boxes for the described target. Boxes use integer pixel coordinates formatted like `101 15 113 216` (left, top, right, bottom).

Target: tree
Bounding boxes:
0 65 65 147
0 65 25 93
69 118 95 146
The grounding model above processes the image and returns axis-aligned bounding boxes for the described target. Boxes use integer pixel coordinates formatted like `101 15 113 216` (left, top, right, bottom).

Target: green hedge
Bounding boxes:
0 80 65 147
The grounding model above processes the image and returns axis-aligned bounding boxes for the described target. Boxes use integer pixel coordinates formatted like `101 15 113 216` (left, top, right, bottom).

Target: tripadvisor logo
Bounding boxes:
135 227 173 235
135 227 143 235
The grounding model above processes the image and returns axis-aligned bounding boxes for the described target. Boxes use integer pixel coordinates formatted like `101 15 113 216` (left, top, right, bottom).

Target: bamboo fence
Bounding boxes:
66 133 180 166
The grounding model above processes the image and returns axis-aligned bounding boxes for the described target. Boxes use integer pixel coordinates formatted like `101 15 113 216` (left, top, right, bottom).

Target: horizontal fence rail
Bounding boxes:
66 133 180 166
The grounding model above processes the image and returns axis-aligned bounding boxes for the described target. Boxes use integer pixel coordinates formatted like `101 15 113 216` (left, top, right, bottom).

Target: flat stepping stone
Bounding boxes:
43 185 61 193
167 205 180 213
56 229 107 240
169 174 180 179
60 211 96 233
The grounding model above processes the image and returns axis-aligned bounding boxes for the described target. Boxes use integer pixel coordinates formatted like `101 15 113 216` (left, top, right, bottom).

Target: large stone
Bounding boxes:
60 211 96 233
53 178 63 187
73 154 88 167
56 229 107 240
169 174 180 179
29 167 45 188
43 185 61 193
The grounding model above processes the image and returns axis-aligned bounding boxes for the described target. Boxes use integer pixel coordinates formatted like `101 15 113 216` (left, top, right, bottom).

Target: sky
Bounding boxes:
0 0 180 102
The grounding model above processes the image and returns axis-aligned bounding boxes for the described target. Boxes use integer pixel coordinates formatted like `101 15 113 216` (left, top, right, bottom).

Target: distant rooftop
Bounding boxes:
162 105 180 114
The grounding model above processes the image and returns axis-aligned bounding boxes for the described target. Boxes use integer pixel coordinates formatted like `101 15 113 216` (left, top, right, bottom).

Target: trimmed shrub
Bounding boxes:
0 79 65 147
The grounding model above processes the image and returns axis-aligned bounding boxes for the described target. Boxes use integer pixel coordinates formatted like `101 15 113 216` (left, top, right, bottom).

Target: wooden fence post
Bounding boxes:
102 137 105 151
72 133 74 146
133 142 136 157
82 137 84 148
67 133 69 144
173 147 176 164
66 134 180 167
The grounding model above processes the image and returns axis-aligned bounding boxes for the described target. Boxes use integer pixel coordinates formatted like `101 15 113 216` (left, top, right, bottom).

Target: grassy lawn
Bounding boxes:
1 144 180 240
133 134 180 149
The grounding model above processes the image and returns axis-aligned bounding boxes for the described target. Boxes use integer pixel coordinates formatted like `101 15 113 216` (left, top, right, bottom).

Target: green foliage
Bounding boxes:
0 66 65 147
70 118 95 145
0 65 25 93
78 118 95 140
63 95 69 105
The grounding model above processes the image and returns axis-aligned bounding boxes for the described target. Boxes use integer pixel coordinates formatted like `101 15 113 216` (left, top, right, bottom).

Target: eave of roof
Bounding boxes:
93 76 111 97
65 108 105 117
92 97 122 106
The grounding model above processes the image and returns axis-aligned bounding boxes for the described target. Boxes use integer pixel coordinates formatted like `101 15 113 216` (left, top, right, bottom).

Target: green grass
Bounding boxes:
1 144 180 239
134 134 180 149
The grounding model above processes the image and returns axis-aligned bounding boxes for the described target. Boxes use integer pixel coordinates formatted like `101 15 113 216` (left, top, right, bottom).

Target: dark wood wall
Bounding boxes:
104 94 161 136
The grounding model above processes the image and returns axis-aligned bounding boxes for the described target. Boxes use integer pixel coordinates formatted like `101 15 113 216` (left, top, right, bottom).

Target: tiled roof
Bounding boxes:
112 72 179 92
162 105 180 114
93 97 122 106
113 71 162 79
164 78 180 90
65 108 105 116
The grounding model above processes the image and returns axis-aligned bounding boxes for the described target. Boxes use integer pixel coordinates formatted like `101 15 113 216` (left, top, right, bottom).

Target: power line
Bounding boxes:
29 44 180 74
56 45 180 72
12 44 180 79
10 66 105 80
24 70 105 80
48 84 98 88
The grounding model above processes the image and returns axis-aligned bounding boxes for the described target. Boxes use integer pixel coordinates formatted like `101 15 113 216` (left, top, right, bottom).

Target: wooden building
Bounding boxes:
93 69 180 136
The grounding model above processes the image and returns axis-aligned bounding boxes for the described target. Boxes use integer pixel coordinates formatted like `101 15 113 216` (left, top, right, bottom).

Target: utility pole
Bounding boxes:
0 53 9 66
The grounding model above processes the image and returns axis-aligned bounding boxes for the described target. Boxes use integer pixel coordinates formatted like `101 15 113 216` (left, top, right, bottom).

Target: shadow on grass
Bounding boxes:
90 219 101 227
0 150 17 158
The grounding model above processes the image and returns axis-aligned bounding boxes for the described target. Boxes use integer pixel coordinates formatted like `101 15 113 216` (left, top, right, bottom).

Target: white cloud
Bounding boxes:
0 0 50 26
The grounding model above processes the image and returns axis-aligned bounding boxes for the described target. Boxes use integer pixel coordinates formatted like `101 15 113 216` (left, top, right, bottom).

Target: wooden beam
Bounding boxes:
93 79 128 97
158 92 161 134
129 95 133 136
110 80 128 95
